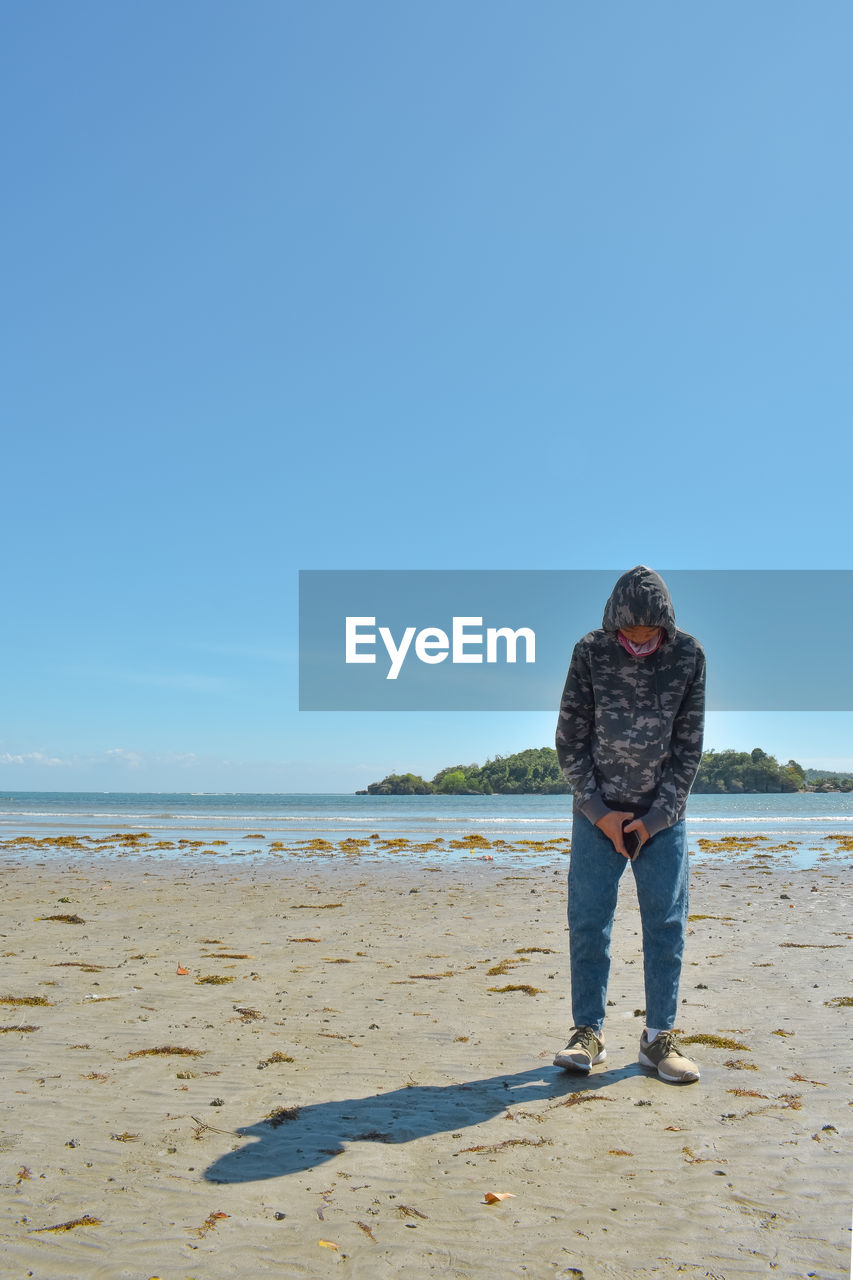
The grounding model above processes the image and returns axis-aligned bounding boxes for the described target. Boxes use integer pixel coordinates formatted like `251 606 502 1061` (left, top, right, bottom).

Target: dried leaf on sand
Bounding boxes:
192 1211 230 1238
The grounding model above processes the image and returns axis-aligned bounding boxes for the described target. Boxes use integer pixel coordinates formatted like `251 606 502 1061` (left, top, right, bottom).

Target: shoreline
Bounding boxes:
2 825 853 873
1 853 850 1277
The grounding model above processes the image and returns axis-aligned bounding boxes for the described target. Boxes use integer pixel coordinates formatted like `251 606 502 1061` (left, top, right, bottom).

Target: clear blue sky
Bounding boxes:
3 1 852 791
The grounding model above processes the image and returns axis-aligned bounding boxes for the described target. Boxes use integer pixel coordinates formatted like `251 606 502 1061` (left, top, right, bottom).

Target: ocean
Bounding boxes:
1 791 852 868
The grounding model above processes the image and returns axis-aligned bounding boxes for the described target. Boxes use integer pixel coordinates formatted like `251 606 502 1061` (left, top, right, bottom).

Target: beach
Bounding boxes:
1 847 850 1279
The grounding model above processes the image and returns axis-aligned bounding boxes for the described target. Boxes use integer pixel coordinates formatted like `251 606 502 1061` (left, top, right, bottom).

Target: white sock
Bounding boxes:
645 1026 661 1042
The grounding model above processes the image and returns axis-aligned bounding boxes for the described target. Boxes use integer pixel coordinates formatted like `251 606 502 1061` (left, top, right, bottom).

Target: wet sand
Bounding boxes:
1 848 850 1279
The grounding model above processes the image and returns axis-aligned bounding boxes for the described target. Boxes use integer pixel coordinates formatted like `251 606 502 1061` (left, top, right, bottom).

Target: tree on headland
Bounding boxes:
692 748 804 793
786 759 806 784
365 772 434 795
803 766 853 792
362 746 813 795
476 748 567 794
433 765 482 794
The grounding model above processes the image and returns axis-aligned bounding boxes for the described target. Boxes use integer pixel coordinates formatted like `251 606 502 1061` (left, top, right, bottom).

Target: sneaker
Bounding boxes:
638 1029 700 1083
553 1025 606 1073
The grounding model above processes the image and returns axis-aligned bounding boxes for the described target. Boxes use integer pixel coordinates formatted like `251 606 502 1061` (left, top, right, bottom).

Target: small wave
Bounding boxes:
0 810 165 820
0 812 570 826
686 814 853 824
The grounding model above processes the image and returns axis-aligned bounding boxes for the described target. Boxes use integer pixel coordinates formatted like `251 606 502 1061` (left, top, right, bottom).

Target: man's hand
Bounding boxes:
595 809 634 858
624 817 650 854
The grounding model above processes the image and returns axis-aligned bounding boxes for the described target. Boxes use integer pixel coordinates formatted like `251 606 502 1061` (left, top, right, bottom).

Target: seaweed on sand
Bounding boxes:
30 1215 102 1233
552 1093 613 1109
488 983 542 996
780 942 842 949
266 1105 301 1127
234 1007 264 1021
192 1211 229 1237
53 962 107 972
680 1034 751 1050
487 958 529 976
127 1046 205 1058
257 1051 295 1068
460 1136 552 1153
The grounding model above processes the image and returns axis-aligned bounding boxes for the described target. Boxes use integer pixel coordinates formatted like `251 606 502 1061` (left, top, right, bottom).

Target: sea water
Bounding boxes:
0 791 851 867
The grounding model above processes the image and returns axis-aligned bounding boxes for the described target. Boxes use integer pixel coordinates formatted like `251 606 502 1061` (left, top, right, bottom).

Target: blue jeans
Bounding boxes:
567 812 689 1035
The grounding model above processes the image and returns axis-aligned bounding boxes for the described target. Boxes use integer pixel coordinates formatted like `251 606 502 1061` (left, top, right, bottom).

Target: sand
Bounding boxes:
0 849 850 1280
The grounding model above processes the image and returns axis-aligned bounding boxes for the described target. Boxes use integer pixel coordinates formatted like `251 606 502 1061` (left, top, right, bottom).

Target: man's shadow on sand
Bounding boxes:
203 1062 644 1183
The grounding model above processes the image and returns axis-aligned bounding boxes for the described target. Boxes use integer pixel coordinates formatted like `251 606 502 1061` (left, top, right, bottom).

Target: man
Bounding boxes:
554 565 706 1084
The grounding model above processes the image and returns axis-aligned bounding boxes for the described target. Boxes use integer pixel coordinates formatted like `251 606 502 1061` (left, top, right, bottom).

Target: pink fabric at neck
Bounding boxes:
617 629 663 657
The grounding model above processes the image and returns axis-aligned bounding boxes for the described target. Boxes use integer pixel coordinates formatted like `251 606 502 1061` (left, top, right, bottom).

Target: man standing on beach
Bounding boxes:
554 565 706 1083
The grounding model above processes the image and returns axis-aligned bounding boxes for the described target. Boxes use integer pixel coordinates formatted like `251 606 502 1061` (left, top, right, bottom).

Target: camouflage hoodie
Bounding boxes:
555 566 705 838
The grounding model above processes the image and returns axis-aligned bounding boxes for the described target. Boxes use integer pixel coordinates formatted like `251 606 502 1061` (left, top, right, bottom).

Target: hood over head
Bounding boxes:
601 565 676 642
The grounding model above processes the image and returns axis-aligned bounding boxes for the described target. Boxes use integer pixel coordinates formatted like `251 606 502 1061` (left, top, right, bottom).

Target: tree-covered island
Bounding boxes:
357 747 853 795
